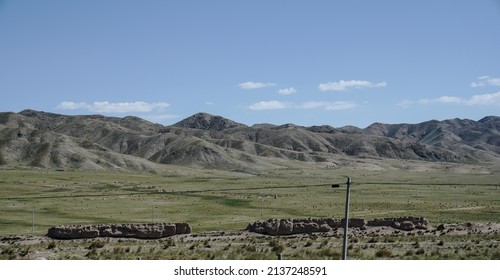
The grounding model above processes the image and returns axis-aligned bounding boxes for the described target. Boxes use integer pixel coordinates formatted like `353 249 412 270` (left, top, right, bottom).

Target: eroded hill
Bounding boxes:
0 110 499 171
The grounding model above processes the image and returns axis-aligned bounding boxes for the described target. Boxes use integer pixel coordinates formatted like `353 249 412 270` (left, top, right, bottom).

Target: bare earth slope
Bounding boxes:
0 110 499 171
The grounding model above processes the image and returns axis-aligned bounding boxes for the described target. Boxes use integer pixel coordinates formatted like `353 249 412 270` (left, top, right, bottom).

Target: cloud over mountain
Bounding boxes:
249 101 289 110
418 92 500 106
57 101 170 113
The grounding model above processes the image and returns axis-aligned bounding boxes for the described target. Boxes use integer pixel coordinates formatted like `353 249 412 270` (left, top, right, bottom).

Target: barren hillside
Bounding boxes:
0 110 499 171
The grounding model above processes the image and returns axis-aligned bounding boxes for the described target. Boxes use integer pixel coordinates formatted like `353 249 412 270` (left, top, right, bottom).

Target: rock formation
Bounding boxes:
47 223 191 239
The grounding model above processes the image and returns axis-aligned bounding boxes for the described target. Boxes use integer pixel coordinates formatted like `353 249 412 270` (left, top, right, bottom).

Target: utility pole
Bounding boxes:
360 189 364 211
151 206 154 224
32 208 35 235
260 195 263 218
342 177 351 260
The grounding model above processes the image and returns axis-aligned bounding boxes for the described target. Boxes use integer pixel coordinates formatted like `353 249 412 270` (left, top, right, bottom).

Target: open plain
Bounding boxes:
1 158 499 260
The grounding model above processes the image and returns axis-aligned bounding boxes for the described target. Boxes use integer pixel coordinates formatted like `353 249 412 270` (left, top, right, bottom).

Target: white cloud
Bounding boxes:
396 100 414 108
467 92 500 105
318 80 387 91
418 92 500 106
57 101 88 110
301 101 356 111
418 96 464 105
470 76 500 88
238 81 277 90
248 100 288 110
301 101 331 109
278 87 297 95
56 101 170 113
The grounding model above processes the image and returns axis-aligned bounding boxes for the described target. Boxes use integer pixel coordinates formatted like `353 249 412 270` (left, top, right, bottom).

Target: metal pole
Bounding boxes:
342 177 351 260
32 208 35 235
260 196 263 218
361 190 364 211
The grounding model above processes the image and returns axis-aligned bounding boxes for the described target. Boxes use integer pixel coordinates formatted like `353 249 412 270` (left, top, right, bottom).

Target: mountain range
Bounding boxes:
0 110 499 172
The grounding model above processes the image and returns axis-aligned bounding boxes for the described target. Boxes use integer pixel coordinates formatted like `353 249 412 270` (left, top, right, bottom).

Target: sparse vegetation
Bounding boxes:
375 247 392 258
1 231 499 260
0 161 499 259
47 241 56 250
88 240 106 249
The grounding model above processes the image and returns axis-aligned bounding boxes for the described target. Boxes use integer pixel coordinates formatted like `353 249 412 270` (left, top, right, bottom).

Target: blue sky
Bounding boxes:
1 0 499 128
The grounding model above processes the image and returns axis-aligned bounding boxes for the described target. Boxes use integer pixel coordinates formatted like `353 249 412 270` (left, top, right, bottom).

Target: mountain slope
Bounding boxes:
1 110 499 171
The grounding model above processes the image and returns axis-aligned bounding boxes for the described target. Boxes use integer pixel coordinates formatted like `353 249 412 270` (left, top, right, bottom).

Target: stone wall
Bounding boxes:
247 217 427 235
246 218 365 236
366 217 428 230
47 223 192 239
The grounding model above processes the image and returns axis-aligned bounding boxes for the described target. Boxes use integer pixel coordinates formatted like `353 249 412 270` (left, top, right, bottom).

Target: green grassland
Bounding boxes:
1 159 499 237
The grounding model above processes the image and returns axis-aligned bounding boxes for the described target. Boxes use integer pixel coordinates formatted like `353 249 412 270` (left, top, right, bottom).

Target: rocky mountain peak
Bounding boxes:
173 112 247 131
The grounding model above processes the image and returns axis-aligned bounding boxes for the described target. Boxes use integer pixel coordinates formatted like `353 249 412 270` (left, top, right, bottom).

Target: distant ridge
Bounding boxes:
0 110 499 171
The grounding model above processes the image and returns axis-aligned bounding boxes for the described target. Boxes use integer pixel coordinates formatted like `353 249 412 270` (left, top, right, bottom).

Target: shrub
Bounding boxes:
88 240 106 249
375 248 392 258
245 244 257 252
47 241 57 250
416 248 425 255
269 238 284 253
272 243 285 254
320 248 340 259
86 248 98 259
163 238 176 248
405 249 415 256
203 239 211 248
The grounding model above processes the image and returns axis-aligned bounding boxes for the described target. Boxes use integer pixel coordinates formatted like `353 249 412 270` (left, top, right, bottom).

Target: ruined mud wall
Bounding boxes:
247 217 428 235
246 218 365 235
366 217 428 230
47 223 192 239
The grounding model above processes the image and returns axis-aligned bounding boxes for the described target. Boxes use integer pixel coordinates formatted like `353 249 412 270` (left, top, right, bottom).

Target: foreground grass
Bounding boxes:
1 231 499 260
